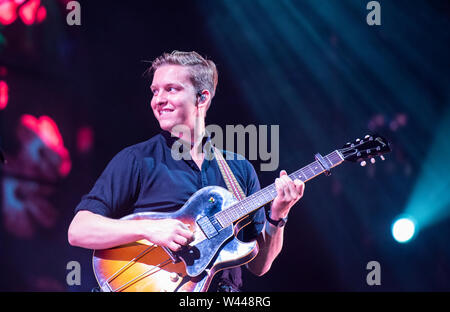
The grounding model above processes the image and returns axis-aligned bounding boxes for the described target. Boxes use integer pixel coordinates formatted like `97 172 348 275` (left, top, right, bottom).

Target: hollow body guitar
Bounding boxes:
92 135 391 292
93 186 256 292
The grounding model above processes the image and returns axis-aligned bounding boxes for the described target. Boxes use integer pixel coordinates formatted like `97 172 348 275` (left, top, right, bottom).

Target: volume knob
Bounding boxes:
169 272 180 282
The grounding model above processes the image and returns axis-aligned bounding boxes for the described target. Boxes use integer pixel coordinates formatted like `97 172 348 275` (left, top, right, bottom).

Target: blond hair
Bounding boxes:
149 50 218 99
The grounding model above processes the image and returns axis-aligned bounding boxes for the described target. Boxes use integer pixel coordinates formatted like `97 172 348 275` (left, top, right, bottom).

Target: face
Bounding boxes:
150 65 200 134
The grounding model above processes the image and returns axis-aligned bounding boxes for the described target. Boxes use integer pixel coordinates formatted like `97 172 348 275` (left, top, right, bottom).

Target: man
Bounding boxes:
68 51 305 292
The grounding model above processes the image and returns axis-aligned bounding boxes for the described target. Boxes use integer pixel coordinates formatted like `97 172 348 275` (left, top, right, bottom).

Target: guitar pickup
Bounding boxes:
197 216 221 239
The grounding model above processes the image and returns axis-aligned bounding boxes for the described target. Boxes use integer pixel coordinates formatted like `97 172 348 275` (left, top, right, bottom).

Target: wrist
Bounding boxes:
269 202 289 220
266 208 288 228
269 210 288 221
134 219 153 242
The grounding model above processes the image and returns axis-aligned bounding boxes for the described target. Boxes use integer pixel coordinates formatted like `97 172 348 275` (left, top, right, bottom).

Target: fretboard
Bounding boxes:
215 150 344 228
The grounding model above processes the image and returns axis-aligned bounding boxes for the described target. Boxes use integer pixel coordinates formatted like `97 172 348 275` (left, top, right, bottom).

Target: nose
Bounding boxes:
153 90 168 107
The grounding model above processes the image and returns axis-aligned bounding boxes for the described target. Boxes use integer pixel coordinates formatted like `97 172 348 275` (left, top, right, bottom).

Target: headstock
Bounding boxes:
339 134 391 166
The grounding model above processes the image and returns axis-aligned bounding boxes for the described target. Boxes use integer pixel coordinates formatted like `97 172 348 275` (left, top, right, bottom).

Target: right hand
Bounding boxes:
140 219 195 252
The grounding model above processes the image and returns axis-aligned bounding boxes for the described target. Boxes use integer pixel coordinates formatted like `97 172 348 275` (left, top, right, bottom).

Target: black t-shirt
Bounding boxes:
75 130 265 291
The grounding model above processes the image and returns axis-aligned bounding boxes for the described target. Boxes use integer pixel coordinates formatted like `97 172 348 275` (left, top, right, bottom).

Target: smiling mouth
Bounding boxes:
158 108 174 116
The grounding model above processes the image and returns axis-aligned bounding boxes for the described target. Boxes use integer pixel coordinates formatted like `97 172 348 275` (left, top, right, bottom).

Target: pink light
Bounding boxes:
76 126 94 154
18 0 40 25
36 4 45 23
0 0 18 25
0 81 9 110
20 114 72 176
38 116 64 148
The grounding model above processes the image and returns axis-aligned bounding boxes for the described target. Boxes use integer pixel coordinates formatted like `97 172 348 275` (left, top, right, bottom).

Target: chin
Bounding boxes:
158 121 174 132
159 120 195 138
158 119 184 133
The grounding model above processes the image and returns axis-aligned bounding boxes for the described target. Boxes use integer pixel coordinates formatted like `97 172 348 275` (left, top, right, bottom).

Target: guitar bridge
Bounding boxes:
162 246 181 263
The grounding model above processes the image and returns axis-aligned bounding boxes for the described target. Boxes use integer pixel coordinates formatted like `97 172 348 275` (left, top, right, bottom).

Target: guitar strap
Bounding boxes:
213 147 246 201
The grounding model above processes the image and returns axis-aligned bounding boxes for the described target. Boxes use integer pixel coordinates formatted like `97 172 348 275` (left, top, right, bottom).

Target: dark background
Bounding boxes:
0 0 449 291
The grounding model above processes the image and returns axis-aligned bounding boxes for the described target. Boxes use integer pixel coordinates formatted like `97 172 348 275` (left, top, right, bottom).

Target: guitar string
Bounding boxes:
216 152 343 226
112 258 173 292
104 244 158 285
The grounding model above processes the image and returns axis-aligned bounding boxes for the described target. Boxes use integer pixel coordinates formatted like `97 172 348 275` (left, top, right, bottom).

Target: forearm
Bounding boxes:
247 220 285 276
68 210 144 250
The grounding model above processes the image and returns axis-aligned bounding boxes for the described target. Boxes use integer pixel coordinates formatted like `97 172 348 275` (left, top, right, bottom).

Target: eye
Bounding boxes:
151 89 158 96
167 86 178 93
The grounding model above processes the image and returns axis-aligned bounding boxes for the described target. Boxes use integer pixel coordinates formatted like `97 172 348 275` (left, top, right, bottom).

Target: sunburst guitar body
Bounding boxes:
92 186 259 292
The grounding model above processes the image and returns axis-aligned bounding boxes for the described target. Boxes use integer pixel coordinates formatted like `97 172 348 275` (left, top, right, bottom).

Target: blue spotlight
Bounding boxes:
392 217 416 243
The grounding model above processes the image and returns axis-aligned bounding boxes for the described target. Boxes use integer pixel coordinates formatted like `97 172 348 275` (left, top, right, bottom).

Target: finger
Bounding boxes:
173 219 189 230
294 179 305 198
168 241 182 252
280 175 297 201
275 178 286 198
285 176 303 200
280 174 294 189
280 170 288 177
286 181 299 201
176 226 195 241
180 222 191 230
174 235 189 246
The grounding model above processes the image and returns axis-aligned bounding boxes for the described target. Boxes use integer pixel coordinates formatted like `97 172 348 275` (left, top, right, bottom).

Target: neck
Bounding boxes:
170 115 206 149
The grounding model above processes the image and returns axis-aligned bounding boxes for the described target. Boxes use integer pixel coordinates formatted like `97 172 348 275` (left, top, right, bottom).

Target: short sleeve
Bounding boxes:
74 148 141 218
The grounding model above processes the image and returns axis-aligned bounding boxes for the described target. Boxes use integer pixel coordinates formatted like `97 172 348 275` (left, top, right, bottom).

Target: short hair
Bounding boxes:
148 50 218 99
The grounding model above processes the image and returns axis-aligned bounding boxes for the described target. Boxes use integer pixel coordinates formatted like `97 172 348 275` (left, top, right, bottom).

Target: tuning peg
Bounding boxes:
364 135 370 139
380 155 385 161
360 160 367 167
370 158 376 164
356 138 361 143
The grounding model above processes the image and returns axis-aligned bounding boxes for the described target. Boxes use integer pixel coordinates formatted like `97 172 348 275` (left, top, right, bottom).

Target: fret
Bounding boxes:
260 190 269 203
314 161 325 175
299 170 308 181
325 156 334 168
231 205 239 220
240 201 249 215
310 161 320 175
303 166 314 179
289 170 302 182
325 150 344 167
221 210 230 225
299 168 309 181
217 211 226 227
216 212 225 227
215 149 345 227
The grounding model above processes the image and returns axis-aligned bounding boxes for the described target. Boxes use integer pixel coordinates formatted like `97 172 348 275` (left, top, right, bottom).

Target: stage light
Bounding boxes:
0 0 18 25
0 81 8 110
391 217 416 243
18 0 40 25
0 0 46 26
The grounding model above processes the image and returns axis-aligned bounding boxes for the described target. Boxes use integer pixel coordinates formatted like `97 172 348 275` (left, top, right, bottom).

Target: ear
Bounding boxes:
196 90 211 110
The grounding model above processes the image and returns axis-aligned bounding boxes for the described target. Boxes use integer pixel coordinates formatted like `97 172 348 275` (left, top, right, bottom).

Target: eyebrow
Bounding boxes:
150 82 184 90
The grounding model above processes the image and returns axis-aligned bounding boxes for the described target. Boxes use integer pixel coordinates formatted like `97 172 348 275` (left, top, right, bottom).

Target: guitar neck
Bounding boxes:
215 150 345 228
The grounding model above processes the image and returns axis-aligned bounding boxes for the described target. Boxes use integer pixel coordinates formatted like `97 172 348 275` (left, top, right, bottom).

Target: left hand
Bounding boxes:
270 170 305 220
